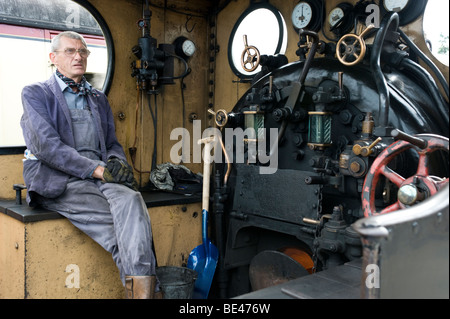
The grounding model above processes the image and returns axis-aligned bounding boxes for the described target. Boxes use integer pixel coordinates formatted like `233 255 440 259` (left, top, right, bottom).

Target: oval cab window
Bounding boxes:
228 4 287 79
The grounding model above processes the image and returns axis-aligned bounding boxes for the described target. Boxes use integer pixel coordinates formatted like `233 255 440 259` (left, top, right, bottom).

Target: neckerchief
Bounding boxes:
56 69 99 97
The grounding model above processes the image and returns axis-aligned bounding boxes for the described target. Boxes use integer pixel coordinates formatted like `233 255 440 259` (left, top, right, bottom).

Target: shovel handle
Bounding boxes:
198 137 216 212
202 209 208 246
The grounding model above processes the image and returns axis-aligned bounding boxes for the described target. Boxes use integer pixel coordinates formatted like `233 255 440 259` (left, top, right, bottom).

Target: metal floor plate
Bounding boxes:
236 259 362 299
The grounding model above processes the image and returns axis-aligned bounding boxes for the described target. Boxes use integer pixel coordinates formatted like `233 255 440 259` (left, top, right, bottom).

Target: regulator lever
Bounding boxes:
282 30 319 113
391 129 428 149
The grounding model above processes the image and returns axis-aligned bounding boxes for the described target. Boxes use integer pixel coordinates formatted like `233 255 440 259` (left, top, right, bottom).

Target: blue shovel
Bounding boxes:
187 137 219 299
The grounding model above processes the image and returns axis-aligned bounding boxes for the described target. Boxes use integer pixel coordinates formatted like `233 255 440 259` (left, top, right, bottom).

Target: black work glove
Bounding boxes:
102 166 116 183
103 157 139 191
106 157 134 183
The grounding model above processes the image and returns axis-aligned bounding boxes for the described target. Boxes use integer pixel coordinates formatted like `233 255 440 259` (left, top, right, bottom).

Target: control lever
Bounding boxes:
273 30 320 121
287 30 320 111
296 30 320 87
353 137 383 157
303 214 332 226
391 129 428 149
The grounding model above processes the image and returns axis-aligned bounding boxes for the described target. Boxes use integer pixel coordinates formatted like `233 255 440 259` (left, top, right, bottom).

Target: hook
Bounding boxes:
185 15 196 33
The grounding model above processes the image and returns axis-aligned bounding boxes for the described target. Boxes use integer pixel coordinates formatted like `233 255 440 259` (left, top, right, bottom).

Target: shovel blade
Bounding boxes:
187 240 218 299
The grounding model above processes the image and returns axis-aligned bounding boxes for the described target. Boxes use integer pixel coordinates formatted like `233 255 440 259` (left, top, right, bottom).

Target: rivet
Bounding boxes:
118 112 126 121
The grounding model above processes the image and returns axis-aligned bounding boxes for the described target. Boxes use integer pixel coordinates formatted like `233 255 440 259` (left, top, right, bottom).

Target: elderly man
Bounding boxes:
20 31 159 299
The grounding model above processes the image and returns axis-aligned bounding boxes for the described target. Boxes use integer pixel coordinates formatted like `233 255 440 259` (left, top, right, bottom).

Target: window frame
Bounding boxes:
227 2 287 81
0 0 114 154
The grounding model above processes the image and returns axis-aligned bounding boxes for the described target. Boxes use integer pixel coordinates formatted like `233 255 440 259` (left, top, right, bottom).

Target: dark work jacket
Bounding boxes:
21 74 126 206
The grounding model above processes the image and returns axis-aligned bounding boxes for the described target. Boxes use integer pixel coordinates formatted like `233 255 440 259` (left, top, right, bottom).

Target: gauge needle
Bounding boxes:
331 16 344 30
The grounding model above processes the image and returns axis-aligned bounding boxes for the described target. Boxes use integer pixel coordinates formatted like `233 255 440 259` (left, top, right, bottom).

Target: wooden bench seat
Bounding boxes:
0 191 202 299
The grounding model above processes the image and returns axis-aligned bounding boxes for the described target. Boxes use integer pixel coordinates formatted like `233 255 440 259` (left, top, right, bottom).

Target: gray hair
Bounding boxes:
51 31 88 52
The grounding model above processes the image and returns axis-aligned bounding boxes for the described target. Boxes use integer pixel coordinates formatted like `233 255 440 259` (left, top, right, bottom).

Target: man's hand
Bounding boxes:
93 165 106 181
99 158 139 191
93 165 117 184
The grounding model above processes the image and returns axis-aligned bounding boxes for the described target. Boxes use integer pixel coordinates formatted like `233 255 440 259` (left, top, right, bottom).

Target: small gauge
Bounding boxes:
173 36 196 60
380 0 427 26
292 2 313 29
382 0 410 12
182 39 196 57
328 7 345 28
328 2 354 37
291 0 323 32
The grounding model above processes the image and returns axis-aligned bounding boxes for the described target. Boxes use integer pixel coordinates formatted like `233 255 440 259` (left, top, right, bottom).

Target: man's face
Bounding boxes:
50 36 88 82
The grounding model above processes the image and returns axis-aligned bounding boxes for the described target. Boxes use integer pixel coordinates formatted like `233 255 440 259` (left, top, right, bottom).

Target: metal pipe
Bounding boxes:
398 29 449 100
400 58 449 128
370 12 399 129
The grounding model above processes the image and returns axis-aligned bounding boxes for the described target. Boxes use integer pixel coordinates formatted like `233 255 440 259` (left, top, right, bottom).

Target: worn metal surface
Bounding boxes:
237 259 362 299
232 165 320 224
354 185 449 299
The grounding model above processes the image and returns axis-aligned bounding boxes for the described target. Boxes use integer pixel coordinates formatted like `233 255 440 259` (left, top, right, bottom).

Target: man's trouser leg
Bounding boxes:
37 179 159 295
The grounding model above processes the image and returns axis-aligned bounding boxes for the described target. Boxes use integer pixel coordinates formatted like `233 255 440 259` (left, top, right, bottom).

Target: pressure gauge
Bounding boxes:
328 2 354 37
328 7 345 28
182 39 196 57
291 0 323 32
382 0 410 12
380 0 427 26
292 2 313 29
173 36 196 60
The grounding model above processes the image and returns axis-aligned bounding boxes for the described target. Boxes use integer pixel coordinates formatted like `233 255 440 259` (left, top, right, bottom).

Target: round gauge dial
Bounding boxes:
383 0 410 12
291 0 323 32
327 2 354 37
292 2 313 29
182 39 196 57
328 7 345 27
173 36 196 60
381 0 426 26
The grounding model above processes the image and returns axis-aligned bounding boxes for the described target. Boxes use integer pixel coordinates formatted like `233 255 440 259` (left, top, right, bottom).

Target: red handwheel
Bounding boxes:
362 133 449 217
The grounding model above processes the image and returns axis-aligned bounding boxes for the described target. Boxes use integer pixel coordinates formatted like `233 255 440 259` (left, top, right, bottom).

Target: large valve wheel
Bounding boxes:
362 133 449 217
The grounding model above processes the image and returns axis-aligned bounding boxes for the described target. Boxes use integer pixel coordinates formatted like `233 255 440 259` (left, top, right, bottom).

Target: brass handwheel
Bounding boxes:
337 25 375 66
241 35 261 72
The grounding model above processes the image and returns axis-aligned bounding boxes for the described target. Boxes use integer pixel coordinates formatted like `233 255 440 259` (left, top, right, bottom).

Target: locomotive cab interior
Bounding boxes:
0 0 448 300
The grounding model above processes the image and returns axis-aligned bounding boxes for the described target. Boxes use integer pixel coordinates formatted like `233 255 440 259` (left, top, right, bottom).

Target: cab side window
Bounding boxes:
0 0 113 152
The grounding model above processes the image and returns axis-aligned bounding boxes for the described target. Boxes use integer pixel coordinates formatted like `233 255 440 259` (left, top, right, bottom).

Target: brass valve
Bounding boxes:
336 25 375 66
353 137 382 157
302 214 332 226
241 35 261 72
208 108 229 128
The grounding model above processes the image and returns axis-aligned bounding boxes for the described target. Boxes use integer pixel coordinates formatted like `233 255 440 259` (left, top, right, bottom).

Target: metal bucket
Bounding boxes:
156 266 198 299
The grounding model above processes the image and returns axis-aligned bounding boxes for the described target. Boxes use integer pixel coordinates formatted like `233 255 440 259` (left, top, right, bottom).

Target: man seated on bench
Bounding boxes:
20 31 159 299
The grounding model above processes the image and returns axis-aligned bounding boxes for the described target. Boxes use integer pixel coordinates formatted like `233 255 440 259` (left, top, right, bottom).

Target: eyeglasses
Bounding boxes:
54 48 91 58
